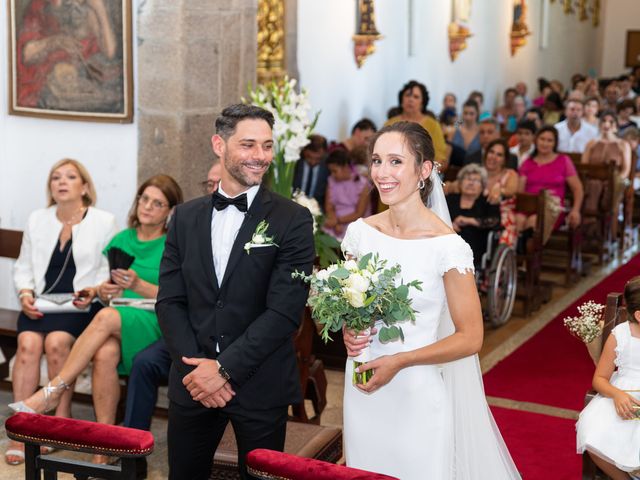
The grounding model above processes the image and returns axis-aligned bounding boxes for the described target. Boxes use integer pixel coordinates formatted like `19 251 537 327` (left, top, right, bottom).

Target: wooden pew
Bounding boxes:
0 228 23 382
582 292 625 480
515 192 546 316
620 151 638 253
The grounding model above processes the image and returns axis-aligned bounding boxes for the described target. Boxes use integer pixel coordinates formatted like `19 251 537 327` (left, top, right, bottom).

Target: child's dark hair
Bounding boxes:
624 276 640 322
325 149 351 167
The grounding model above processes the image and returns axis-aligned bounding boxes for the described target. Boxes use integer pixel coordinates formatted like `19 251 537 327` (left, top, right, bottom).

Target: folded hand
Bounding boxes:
182 357 235 406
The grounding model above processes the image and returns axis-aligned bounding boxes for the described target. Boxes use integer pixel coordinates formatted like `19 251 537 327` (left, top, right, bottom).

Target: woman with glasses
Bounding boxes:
10 175 183 461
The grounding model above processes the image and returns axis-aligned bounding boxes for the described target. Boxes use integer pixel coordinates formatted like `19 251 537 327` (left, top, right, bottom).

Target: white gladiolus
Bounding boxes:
343 287 365 308
346 273 370 293
315 269 330 282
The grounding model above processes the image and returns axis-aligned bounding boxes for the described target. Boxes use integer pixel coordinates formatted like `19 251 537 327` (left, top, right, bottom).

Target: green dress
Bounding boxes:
103 228 166 375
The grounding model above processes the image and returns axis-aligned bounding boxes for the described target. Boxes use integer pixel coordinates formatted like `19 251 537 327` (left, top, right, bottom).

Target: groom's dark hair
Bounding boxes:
215 104 275 140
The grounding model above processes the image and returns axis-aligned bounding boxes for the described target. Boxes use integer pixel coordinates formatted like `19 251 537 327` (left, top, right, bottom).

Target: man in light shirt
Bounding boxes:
555 99 598 153
509 120 536 168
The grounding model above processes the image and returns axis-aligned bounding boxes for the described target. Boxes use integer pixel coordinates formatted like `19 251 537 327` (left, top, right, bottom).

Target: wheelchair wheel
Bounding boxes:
486 244 517 328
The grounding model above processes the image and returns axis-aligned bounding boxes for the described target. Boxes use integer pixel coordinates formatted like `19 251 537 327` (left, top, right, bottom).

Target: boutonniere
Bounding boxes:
244 220 279 254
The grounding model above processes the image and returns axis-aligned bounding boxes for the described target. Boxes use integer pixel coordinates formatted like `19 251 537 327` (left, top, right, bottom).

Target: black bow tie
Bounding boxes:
212 191 248 212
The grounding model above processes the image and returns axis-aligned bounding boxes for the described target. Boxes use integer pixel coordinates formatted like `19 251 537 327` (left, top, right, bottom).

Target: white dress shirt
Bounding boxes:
555 119 598 153
211 184 260 285
510 144 535 168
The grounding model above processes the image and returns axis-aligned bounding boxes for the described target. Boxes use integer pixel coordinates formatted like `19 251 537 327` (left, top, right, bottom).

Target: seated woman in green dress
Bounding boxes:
9 175 183 425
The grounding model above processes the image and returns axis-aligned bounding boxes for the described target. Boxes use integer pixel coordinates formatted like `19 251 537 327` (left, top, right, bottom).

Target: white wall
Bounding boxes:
0 3 139 309
598 0 640 77
298 0 601 141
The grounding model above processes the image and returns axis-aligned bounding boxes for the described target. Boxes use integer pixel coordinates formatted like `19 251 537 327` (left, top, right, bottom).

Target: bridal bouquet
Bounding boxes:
564 300 605 363
292 190 340 267
247 76 319 199
293 253 422 384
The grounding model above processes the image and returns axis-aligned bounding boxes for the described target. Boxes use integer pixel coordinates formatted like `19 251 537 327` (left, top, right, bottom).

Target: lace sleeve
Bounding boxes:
612 322 630 369
341 221 361 259
439 235 475 276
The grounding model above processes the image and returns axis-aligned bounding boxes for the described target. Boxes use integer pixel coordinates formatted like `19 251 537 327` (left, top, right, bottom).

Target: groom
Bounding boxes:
156 104 315 480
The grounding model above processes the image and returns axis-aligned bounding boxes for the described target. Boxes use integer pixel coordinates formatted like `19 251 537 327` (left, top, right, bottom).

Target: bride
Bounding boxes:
341 121 520 479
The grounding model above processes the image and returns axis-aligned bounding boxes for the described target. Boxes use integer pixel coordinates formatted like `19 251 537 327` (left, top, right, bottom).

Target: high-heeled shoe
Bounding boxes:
9 377 70 414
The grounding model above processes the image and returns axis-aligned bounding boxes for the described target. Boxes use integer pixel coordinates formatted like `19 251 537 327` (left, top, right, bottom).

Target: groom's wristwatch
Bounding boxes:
217 361 231 382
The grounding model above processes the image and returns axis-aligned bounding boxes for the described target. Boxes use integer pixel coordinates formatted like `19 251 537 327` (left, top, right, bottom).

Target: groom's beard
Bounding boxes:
225 156 271 188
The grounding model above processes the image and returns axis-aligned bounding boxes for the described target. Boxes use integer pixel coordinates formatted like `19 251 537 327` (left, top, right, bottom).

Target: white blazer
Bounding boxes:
13 206 119 295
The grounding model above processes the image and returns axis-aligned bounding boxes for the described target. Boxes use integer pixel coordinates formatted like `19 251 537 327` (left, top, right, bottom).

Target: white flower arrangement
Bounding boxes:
247 76 320 198
563 300 605 344
293 253 422 385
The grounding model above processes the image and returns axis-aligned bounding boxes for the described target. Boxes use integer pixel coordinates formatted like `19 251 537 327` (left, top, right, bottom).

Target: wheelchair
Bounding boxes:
476 229 518 328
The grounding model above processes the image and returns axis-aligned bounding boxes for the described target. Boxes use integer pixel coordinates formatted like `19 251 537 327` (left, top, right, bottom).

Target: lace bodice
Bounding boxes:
613 322 640 377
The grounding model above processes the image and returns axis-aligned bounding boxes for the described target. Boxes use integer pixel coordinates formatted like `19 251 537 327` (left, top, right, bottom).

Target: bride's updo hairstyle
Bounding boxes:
367 121 435 202
624 276 640 323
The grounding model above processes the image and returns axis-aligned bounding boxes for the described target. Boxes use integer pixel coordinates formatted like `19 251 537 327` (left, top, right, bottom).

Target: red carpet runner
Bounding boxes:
483 253 640 479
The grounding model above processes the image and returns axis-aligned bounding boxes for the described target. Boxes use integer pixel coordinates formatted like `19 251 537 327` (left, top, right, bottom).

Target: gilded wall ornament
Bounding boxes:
510 0 532 56
353 0 382 68
257 0 286 84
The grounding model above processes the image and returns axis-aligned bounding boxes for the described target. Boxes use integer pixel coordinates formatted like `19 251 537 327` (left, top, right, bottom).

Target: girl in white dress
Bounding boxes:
577 276 640 479
342 121 520 479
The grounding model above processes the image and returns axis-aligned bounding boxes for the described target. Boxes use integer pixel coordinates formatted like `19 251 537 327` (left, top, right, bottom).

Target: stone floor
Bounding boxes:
0 249 628 478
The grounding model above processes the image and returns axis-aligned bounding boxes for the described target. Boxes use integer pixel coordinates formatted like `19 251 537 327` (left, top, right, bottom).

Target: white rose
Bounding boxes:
343 260 358 272
315 269 329 282
253 234 265 244
346 273 370 293
343 287 365 308
326 264 338 274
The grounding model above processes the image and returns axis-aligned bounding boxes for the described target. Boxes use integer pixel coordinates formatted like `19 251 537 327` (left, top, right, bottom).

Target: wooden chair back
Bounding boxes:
563 151 582 167
0 229 23 259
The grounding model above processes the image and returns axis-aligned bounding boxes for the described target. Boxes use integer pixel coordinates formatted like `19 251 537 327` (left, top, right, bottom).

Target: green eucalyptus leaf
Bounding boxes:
396 284 409 299
358 253 373 270
378 327 389 343
332 268 350 279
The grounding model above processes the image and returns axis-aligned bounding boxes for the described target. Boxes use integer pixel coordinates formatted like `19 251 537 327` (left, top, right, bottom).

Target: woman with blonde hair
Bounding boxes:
7 159 117 465
11 175 183 465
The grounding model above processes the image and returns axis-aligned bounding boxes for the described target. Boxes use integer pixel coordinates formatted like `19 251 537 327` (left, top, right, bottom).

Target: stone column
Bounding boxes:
137 0 258 200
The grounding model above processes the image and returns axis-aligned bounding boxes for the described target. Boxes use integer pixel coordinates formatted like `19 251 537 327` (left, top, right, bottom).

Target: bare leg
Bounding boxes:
18 308 122 413
44 331 76 419
91 337 122 464
6 332 44 463
588 451 631 480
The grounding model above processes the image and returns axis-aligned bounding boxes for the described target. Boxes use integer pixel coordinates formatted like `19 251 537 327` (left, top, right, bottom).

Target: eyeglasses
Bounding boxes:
137 194 168 210
201 180 219 195
462 177 483 184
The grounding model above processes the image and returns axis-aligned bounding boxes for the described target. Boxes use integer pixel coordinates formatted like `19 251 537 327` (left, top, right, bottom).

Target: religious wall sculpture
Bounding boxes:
510 0 531 56
448 0 472 61
353 0 382 68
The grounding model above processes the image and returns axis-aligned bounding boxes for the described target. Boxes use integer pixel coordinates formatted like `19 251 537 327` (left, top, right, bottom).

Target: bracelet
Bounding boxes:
18 291 34 299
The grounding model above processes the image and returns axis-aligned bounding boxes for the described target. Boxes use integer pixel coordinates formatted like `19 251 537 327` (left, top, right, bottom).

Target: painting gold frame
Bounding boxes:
7 0 133 123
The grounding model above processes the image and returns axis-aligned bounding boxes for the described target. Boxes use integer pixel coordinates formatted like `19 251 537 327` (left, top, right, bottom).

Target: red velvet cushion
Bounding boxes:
246 449 399 480
5 413 154 457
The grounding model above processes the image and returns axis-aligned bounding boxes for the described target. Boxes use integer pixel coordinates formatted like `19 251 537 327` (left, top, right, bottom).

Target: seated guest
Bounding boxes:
582 110 632 212
515 81 531 108
484 140 519 247
510 120 537 167
292 134 329 209
439 107 458 142
494 87 518 133
467 90 492 120
621 127 640 190
617 99 638 135
555 98 598 153
451 99 481 157
583 96 601 129
464 118 518 170
446 164 500 268
542 91 564 126
602 82 621 111
10 175 183 466
385 80 447 166
517 126 584 232
201 159 222 195
8 159 117 466
441 92 457 115
329 118 377 153
533 77 552 108
323 150 371 240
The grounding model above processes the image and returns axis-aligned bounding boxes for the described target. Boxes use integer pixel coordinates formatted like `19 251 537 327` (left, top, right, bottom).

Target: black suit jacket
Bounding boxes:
156 186 315 410
292 159 330 210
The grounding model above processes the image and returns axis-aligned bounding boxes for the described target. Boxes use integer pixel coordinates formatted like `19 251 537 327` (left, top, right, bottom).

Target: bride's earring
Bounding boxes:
418 179 426 190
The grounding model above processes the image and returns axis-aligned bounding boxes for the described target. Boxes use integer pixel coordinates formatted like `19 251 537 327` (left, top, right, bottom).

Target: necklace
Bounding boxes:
58 206 86 226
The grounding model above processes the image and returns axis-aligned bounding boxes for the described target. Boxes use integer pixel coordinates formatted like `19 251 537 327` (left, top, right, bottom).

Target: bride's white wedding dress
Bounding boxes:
341 218 520 480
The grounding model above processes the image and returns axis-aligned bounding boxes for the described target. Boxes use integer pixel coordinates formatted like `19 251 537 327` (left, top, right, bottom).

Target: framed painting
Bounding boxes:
7 0 133 123
626 30 640 68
